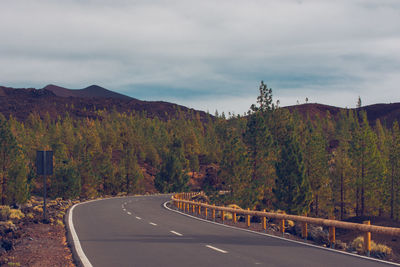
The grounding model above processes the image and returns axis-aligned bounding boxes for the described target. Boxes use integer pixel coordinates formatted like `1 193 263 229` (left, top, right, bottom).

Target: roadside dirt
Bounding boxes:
0 197 76 267
1 222 75 267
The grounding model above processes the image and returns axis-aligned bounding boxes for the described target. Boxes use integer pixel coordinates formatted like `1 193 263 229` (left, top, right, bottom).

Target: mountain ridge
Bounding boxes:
1 84 400 127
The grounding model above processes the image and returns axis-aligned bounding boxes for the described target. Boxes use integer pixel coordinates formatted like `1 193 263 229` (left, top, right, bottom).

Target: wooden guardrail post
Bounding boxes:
198 203 201 215
221 210 225 224
329 215 336 249
212 204 216 221
192 203 195 213
280 219 285 236
233 209 237 224
262 209 267 231
205 203 208 219
364 220 371 257
246 208 251 228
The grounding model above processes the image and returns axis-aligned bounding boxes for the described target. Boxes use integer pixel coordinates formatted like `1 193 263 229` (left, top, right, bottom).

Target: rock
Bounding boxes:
1 239 14 251
308 225 329 245
335 240 347 250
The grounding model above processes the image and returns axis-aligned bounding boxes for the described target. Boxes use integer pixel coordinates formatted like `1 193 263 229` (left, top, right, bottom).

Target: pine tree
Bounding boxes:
219 128 252 207
389 121 400 219
244 81 276 208
273 119 312 215
303 119 329 216
0 114 18 205
154 136 189 193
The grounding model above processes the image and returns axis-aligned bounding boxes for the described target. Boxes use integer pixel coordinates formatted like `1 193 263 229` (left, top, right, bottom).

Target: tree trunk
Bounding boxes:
315 194 319 217
340 172 344 220
126 173 130 194
391 165 395 219
361 159 365 217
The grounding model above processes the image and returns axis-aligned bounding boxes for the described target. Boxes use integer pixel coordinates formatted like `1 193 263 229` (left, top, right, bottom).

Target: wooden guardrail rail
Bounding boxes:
172 193 400 256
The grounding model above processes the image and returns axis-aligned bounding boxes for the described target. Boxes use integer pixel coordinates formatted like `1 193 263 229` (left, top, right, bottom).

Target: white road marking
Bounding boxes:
149 222 157 226
123 208 126 212
164 201 400 267
170 230 183 236
205 245 228 254
127 212 131 215
121 204 124 208
68 204 94 267
136 216 142 220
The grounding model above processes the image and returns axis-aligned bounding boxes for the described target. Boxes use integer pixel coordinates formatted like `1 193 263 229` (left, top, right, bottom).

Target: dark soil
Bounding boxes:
0 223 75 267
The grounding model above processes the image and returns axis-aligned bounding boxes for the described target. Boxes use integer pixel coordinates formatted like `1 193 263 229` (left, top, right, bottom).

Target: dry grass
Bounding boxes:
351 236 393 258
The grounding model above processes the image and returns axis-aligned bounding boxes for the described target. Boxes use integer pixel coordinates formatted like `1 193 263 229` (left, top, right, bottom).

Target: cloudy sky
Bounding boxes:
1 0 399 114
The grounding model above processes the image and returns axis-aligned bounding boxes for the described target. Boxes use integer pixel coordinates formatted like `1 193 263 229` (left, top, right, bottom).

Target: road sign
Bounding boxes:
36 151 53 175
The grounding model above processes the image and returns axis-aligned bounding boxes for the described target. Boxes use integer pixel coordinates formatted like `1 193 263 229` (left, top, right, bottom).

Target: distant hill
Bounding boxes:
0 85 209 121
1 84 399 127
287 103 400 128
43 84 133 100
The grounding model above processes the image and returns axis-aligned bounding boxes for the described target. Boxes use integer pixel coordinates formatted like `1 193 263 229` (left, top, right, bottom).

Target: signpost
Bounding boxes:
36 151 53 222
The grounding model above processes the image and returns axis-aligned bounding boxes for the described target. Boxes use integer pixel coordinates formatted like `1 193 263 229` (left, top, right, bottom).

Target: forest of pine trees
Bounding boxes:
0 82 400 221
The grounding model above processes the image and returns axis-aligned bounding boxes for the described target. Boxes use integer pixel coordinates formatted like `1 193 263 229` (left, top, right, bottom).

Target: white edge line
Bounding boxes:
67 195 167 267
163 201 400 266
68 203 94 267
170 230 183 236
205 245 228 254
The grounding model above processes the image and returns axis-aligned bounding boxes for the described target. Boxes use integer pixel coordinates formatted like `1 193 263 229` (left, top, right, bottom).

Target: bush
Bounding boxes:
0 205 11 220
9 209 24 220
351 236 392 258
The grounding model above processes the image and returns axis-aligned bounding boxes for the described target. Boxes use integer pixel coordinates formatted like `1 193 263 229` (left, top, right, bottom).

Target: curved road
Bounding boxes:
68 195 395 267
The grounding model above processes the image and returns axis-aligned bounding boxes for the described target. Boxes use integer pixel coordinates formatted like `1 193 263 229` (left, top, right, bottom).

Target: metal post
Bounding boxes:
43 151 47 222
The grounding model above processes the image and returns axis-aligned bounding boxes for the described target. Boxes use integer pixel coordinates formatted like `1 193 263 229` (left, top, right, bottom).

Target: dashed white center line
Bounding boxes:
127 212 131 215
170 231 183 236
205 245 228 254
136 216 142 220
123 208 126 212
149 222 157 226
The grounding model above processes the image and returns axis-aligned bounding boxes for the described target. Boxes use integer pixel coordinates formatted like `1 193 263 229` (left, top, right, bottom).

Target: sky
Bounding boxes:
1 0 399 115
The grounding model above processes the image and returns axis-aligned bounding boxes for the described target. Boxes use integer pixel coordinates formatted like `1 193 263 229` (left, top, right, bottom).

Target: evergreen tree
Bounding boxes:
0 114 18 205
273 119 312 215
219 128 252 207
303 119 329 216
154 137 189 193
389 121 400 219
244 81 276 208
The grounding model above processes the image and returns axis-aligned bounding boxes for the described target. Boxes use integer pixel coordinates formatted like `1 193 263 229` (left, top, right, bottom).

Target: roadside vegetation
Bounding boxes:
0 81 400 263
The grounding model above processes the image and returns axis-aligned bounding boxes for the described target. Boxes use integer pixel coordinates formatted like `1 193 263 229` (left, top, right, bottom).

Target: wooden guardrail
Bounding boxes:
172 193 400 256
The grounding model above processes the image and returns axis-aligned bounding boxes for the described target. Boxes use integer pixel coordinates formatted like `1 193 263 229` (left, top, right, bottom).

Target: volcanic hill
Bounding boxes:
0 84 208 121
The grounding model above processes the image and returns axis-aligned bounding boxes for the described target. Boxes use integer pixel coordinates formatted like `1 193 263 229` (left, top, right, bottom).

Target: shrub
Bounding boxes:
33 205 43 213
351 236 392 258
0 205 11 220
9 209 25 220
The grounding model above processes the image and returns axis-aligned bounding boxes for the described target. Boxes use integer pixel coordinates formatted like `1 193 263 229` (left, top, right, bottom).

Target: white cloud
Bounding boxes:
0 0 399 113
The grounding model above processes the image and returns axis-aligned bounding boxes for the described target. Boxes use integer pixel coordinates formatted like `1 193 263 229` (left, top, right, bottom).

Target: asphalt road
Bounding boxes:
68 195 395 267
